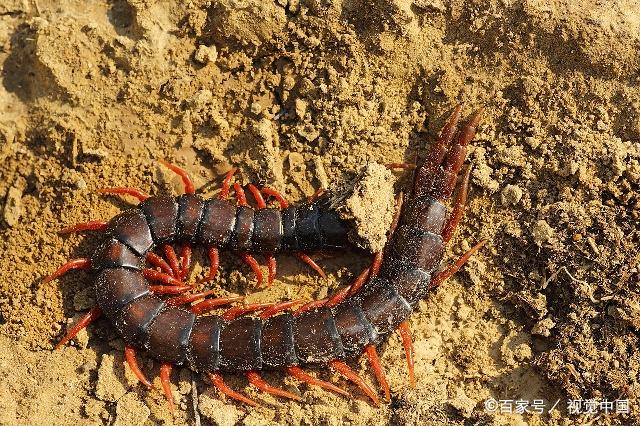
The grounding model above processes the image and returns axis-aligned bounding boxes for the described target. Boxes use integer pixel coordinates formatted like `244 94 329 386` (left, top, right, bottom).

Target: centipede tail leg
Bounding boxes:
58 221 108 234
398 322 416 388
158 160 195 194
365 345 391 401
247 371 302 401
207 372 258 407
55 306 102 349
287 366 349 397
124 346 153 389
329 360 380 405
159 363 175 413
96 187 149 202
43 258 91 284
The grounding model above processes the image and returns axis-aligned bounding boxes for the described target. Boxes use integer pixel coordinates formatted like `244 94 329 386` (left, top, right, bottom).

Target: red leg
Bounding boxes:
239 253 263 286
179 244 192 280
247 184 266 208
430 239 486 289
329 360 380 405
221 302 273 321
143 269 183 286
233 183 249 207
246 371 301 401
124 346 153 389
96 187 149 202
161 244 181 278
265 255 277 287
293 298 328 316
218 168 237 200
55 306 102 349
441 166 471 243
398 321 416 388
198 246 220 284
365 345 390 401
167 291 236 306
370 252 383 278
259 299 303 320
59 221 107 234
296 253 326 279
146 252 173 276
208 372 258 407
149 284 192 295
346 266 372 297
160 363 175 414
158 160 195 194
261 187 289 208
190 296 244 315
287 366 349 397
43 258 91 284
325 285 352 309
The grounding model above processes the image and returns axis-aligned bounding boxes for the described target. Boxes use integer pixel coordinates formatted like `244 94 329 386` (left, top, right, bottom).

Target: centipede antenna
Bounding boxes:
58 221 108 234
158 159 195 194
261 187 289 208
149 284 193 295
96 187 150 202
179 244 192 280
246 371 302 401
190 296 244 314
160 363 175 414
146 252 174 276
54 306 102 349
124 346 153 389
239 253 263 286
296 253 326 279
142 269 184 286
329 360 380 406
198 246 219 284
398 321 416 388
160 244 181 278
43 258 91 284
207 372 259 407
365 345 390 401
287 366 349 397
219 168 237 200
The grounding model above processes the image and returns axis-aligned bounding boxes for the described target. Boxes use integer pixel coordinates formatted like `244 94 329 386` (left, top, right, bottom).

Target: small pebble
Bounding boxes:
193 44 217 65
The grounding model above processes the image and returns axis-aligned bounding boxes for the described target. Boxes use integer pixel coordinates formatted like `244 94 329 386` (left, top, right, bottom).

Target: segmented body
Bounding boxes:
49 105 483 407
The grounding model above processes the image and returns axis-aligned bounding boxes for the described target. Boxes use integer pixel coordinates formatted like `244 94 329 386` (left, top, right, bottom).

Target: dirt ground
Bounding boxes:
1 0 639 425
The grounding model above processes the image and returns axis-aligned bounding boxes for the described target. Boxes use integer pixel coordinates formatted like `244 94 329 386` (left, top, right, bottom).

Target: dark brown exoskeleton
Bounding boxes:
45 105 484 410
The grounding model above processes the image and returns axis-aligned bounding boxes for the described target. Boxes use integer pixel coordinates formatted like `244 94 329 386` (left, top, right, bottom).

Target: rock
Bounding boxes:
3 186 22 227
500 184 523 205
114 392 149 426
531 220 554 246
532 317 556 337
194 44 218 65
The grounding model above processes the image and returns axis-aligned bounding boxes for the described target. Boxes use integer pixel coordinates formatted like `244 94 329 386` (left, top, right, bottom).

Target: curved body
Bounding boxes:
93 193 446 371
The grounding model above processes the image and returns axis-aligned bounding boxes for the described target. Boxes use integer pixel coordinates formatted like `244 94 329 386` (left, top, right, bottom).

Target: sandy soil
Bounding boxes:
1 0 639 425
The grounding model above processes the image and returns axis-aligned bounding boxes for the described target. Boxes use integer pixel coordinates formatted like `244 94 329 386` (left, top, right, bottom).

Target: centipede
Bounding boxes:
45 105 484 411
